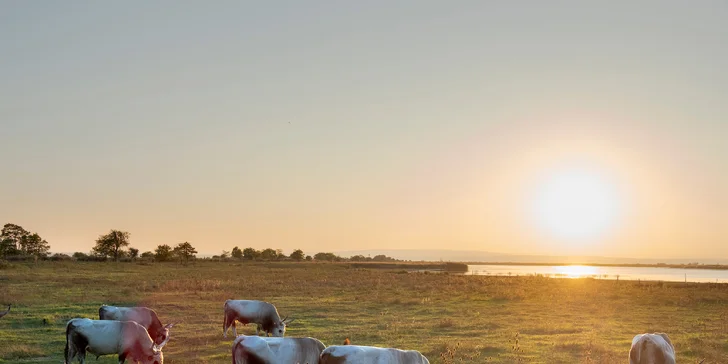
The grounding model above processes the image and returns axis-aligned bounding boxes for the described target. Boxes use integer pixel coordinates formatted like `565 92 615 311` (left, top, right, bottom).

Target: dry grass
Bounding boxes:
0 261 727 363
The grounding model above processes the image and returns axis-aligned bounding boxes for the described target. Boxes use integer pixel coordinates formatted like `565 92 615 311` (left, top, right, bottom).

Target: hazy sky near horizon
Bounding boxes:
1 1 726 258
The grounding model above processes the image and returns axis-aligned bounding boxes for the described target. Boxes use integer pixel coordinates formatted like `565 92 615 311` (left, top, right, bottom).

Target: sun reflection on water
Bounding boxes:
554 265 599 278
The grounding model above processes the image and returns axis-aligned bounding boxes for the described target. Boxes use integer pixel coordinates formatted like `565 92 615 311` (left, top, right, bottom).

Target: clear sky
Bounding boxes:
1 1 726 258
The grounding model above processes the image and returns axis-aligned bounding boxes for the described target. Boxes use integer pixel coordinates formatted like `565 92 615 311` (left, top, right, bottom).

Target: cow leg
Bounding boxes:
77 347 86 364
118 352 126 364
223 313 229 338
231 320 237 337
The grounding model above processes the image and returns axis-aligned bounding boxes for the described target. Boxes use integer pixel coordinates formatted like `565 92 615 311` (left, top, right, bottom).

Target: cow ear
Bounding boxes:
164 323 176 329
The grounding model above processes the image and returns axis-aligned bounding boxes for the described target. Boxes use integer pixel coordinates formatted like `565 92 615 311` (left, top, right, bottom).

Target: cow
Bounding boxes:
629 333 676 364
0 304 10 319
64 318 166 364
320 345 430 364
231 335 325 364
223 300 294 338
99 305 175 346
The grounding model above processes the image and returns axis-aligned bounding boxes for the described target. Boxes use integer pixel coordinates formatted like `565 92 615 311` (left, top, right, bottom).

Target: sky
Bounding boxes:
1 1 726 259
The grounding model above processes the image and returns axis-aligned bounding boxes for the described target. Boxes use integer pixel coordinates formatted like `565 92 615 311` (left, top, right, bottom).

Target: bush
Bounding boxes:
0 259 12 269
72 252 107 262
49 253 73 261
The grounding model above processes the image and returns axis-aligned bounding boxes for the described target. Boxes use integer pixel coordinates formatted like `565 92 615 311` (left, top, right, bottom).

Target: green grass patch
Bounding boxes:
0 261 726 363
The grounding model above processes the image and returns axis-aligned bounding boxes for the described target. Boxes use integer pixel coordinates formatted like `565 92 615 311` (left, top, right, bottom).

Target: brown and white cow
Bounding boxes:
320 345 430 364
65 318 166 364
232 335 325 364
99 305 175 346
223 300 294 338
629 333 676 364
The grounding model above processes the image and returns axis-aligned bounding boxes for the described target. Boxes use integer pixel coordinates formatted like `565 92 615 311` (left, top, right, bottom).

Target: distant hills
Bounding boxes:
331 249 728 265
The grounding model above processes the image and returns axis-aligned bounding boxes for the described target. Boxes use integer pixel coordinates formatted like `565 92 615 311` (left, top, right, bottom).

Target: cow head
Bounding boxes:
152 323 176 347
141 344 164 364
272 316 295 337
154 323 177 350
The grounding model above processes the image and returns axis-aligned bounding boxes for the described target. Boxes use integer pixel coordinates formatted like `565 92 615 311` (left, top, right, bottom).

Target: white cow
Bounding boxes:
65 318 166 364
223 300 294 338
629 333 676 364
320 345 430 364
99 305 175 346
232 335 325 364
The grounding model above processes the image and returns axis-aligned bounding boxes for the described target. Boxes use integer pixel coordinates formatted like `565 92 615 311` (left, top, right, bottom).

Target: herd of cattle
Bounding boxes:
62 299 430 364
0 300 695 363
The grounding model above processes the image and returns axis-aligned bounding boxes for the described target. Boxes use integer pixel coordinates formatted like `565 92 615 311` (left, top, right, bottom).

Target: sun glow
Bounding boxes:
554 265 599 278
530 168 621 241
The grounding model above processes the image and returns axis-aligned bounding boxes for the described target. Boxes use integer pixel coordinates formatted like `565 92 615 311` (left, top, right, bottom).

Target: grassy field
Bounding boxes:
1 261 727 363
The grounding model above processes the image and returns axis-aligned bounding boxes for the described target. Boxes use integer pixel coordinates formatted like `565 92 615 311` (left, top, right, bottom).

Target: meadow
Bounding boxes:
1 261 727 363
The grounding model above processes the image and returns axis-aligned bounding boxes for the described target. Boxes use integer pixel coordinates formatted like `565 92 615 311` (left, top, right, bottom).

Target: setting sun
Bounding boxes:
530 168 621 242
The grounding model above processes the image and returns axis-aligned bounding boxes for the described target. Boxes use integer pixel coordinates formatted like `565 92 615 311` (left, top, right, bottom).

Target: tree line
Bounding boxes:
0 223 400 263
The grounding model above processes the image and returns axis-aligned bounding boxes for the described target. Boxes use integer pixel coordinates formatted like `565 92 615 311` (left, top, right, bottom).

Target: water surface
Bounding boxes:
467 264 728 283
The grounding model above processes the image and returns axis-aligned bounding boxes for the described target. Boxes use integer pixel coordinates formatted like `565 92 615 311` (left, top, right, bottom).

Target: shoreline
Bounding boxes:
463 262 728 270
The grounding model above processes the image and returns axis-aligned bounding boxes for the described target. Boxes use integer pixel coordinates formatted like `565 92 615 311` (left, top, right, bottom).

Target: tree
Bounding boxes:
372 254 394 262
231 246 243 259
1 223 28 257
290 249 304 261
92 230 130 261
0 238 19 257
173 242 197 262
305 255 312 261
20 233 50 259
243 247 259 260
314 252 339 262
128 248 139 260
221 250 230 259
260 248 278 261
140 251 154 260
154 244 173 262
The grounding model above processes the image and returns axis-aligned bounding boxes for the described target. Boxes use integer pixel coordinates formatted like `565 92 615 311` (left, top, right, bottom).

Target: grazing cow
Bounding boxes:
629 333 676 364
99 305 175 346
0 304 10 319
223 300 294 338
64 318 166 364
231 335 325 364
320 345 430 364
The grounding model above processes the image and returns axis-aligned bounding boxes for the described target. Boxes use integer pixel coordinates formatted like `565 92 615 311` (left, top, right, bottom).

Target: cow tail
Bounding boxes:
223 300 230 334
64 320 73 364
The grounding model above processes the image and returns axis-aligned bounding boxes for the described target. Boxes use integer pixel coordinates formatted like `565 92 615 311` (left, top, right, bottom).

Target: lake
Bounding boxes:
467 264 728 283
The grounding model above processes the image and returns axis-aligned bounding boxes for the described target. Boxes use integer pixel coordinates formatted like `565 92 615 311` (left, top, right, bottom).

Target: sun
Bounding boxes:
530 168 620 241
